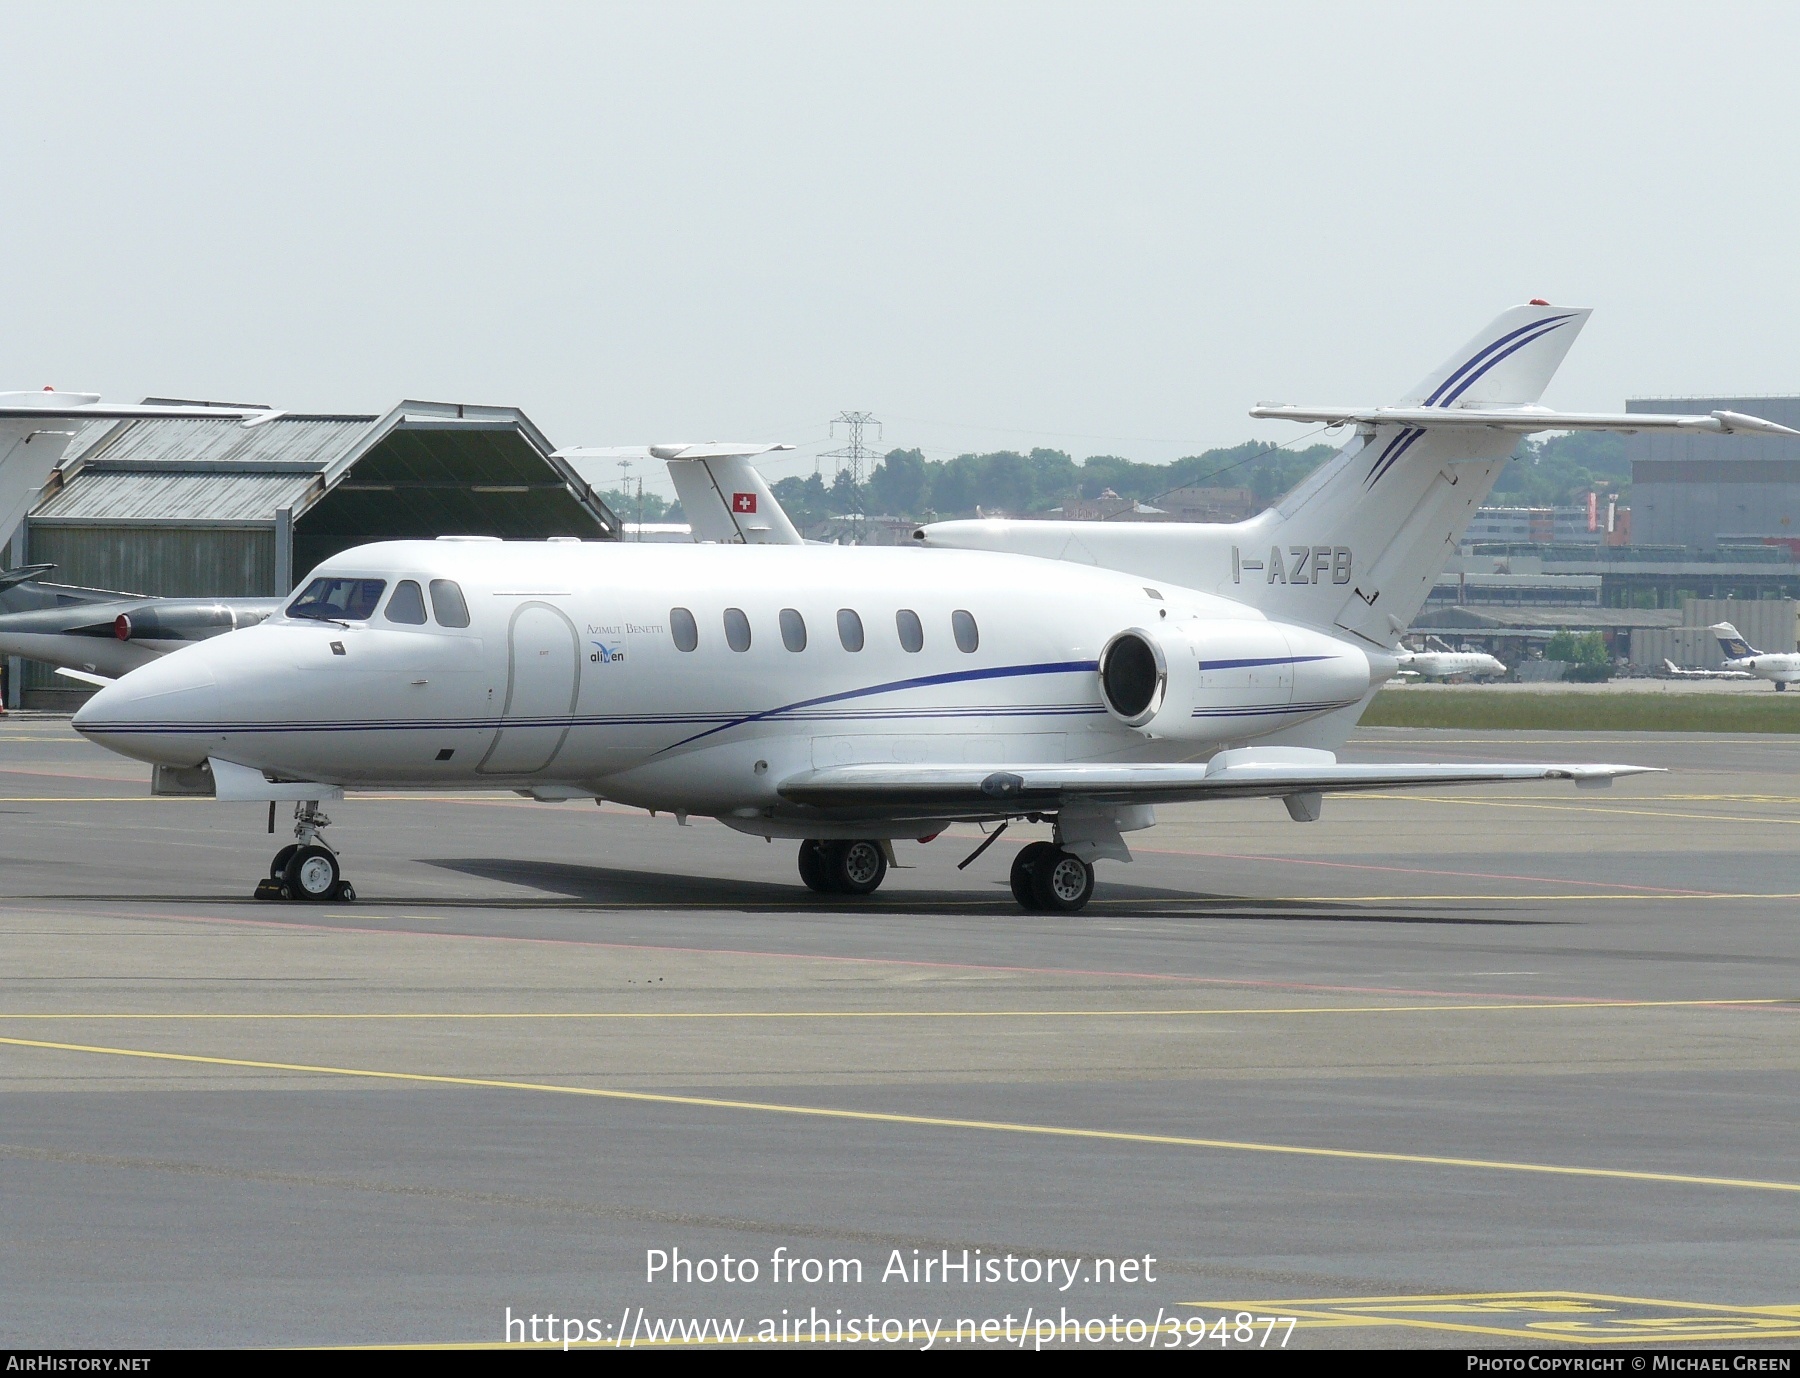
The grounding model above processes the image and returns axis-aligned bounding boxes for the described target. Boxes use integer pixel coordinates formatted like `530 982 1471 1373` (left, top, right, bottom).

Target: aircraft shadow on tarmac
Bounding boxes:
419 857 1559 925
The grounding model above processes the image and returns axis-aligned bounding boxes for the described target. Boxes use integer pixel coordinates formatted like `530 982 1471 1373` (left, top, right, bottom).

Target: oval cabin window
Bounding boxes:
724 608 752 652
670 607 698 652
896 609 923 653
837 609 864 652
779 608 807 652
952 609 979 653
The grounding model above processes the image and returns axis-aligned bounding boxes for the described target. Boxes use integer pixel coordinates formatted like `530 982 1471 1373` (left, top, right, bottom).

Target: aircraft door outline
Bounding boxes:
476 601 581 774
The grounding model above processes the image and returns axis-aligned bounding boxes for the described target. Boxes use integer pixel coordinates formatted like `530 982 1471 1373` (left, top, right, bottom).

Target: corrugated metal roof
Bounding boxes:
34 469 321 522
63 416 373 471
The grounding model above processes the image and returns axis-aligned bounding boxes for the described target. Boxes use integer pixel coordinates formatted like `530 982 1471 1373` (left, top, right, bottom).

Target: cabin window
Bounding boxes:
779 608 807 652
724 607 752 652
289 577 386 622
384 580 428 625
896 608 923 653
670 607 698 652
952 609 979 653
429 579 471 628
837 609 864 652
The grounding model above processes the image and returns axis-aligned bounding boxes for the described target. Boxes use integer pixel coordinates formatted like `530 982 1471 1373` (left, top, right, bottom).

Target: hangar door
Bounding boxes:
479 603 580 775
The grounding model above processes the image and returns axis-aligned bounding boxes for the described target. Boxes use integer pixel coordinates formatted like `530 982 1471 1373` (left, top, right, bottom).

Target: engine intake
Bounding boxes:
1098 629 1167 726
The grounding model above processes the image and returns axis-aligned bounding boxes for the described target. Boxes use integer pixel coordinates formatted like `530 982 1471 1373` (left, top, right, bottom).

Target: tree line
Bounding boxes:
599 431 1627 531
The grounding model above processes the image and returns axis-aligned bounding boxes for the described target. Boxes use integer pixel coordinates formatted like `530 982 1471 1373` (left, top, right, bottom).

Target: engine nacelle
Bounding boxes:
1098 620 1374 741
115 603 273 643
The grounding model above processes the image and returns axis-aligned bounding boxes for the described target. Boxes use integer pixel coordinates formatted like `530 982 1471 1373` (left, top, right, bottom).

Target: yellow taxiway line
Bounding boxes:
2 1032 1796 1194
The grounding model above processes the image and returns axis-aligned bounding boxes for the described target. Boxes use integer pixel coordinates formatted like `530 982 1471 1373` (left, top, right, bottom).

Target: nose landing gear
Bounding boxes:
254 801 356 902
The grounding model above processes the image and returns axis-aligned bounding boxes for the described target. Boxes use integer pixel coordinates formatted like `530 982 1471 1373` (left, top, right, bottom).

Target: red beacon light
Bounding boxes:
1529 298 1550 306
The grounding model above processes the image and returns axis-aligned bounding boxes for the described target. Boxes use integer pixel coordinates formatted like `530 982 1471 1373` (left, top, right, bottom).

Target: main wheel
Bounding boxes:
270 844 298 879
1778 682 1788 692
826 840 887 895
797 839 834 893
1010 841 1055 910
1030 848 1095 913
284 845 340 902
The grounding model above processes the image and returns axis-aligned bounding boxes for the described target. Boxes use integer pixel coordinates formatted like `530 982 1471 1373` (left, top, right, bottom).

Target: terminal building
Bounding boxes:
1627 396 1800 552
1419 396 1800 671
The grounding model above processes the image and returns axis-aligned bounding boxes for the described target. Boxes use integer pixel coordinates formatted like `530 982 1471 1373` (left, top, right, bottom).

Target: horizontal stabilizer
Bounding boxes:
0 564 55 592
54 666 112 688
555 443 794 463
1250 404 1800 437
0 392 279 423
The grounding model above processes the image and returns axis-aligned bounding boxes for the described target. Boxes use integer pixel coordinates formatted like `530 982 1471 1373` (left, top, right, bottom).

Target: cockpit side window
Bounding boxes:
384 580 428 625
429 579 471 628
289 577 387 622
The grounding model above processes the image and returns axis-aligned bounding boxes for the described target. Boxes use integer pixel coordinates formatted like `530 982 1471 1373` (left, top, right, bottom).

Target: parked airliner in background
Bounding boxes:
73 305 1785 910
1710 623 1800 689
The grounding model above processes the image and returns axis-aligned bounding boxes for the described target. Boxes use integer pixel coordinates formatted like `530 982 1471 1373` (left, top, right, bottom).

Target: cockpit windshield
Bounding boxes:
287 577 387 622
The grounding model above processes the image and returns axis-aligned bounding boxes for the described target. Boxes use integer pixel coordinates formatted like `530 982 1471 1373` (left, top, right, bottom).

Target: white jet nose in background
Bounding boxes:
72 644 222 767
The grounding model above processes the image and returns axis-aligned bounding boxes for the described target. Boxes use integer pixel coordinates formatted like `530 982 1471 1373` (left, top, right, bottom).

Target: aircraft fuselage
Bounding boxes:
74 539 1386 829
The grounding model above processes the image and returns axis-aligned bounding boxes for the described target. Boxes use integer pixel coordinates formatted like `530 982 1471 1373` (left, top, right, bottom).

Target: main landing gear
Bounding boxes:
797 839 888 896
1009 841 1095 913
254 801 356 903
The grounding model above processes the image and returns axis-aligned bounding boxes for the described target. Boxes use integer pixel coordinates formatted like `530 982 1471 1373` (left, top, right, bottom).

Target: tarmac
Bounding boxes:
0 714 1796 1349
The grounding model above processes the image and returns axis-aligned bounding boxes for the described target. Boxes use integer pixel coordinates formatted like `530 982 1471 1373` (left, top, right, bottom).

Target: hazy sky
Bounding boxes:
5 1 1798 496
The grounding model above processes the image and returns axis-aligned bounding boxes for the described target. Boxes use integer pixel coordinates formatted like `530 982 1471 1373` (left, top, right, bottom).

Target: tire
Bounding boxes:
827 840 887 896
1030 848 1095 913
797 839 834 893
285 845 340 902
1010 841 1055 910
270 844 298 879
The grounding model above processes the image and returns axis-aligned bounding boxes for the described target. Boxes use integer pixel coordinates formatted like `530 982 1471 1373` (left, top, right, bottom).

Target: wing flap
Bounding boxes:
778 753 1658 816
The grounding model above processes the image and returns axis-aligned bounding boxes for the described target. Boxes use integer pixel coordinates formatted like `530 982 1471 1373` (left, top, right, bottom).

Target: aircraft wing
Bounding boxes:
1248 404 1799 437
777 749 1658 819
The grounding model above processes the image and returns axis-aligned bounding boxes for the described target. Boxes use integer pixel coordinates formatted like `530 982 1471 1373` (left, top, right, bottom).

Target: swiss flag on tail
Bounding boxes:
732 492 757 514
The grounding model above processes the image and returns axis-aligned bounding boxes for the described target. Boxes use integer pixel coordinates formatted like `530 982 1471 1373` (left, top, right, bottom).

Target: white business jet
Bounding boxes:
72 305 1785 911
1709 623 1800 689
1394 646 1507 681
1661 657 1754 682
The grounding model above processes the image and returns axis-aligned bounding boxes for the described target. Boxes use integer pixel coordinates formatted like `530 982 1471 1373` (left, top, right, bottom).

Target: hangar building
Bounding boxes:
7 398 619 706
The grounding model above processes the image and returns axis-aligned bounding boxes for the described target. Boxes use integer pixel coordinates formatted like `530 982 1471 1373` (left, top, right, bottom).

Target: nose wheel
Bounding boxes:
254 803 356 902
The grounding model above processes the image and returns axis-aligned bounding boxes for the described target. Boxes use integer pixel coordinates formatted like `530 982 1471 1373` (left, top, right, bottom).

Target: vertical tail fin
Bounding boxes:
1249 305 1590 645
661 449 804 545
1396 305 1590 408
1711 623 1759 659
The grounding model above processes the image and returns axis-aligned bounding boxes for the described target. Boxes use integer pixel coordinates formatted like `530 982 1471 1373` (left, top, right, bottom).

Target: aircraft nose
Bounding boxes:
73 647 221 766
